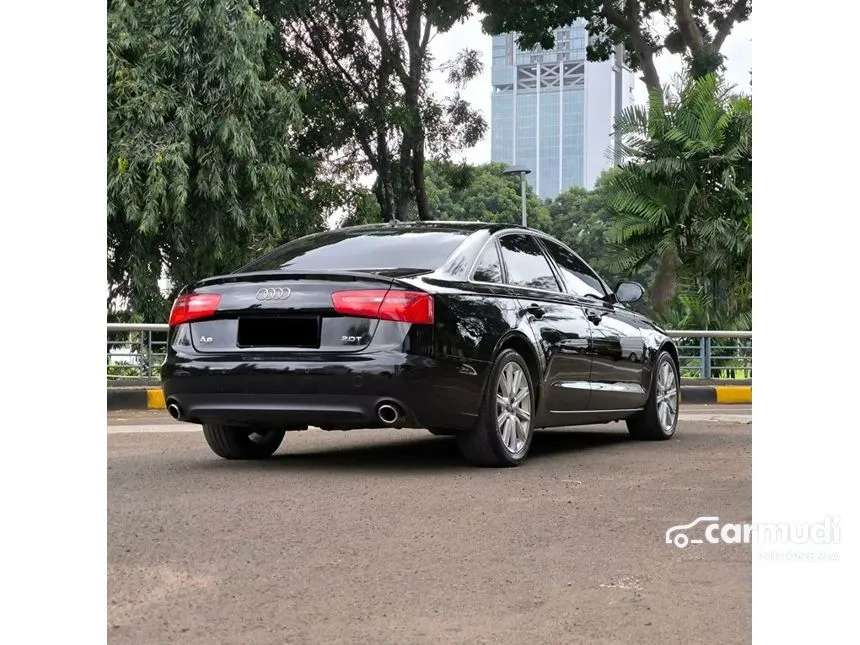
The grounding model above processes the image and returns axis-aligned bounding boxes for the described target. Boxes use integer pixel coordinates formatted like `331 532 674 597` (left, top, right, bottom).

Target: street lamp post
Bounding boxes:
502 165 532 227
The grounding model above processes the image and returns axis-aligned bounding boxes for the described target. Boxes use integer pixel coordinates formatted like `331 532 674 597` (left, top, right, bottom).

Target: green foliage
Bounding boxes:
107 0 323 321
423 162 551 228
335 186 385 227
107 362 142 380
603 73 751 326
546 171 658 308
663 292 751 332
477 0 752 90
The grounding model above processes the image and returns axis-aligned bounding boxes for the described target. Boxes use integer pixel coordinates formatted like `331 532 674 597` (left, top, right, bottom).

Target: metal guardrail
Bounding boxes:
668 331 752 380
106 324 751 381
107 323 170 379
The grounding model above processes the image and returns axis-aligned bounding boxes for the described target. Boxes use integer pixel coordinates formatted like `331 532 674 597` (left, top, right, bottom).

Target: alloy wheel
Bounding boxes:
656 360 678 432
495 361 532 454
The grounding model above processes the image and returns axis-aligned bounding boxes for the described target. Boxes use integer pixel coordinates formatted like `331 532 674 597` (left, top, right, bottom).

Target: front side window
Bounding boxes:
498 234 560 292
541 238 606 298
472 243 503 283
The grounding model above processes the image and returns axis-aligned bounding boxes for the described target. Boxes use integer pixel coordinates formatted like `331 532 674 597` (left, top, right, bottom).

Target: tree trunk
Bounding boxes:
649 251 679 316
374 176 393 222
674 0 739 78
713 0 748 51
372 0 397 221
601 0 662 93
413 138 431 220
396 136 413 220
673 0 704 53
403 2 432 220
376 130 396 222
633 41 661 94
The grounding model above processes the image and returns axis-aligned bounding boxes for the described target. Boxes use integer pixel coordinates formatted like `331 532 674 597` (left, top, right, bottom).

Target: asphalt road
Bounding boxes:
108 406 751 645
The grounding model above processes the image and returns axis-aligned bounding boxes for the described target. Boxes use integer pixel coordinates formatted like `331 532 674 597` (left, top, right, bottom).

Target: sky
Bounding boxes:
429 13 753 165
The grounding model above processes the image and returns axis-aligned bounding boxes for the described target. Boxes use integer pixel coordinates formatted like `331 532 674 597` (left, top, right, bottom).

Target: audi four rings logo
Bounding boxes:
255 287 291 301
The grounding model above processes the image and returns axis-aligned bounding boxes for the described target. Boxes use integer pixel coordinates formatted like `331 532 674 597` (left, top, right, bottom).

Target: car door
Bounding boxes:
496 233 593 419
537 236 647 412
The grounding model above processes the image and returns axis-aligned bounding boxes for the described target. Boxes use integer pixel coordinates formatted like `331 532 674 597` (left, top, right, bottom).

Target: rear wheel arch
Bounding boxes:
493 333 542 405
458 347 537 466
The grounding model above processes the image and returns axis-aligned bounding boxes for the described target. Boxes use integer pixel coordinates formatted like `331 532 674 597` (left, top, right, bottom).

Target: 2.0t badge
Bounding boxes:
255 287 291 301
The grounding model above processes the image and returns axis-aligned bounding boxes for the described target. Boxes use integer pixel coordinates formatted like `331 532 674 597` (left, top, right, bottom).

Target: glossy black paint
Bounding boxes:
161 221 678 432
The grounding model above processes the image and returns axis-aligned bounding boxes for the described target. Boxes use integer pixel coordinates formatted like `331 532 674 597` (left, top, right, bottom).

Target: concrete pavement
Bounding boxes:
108 407 751 644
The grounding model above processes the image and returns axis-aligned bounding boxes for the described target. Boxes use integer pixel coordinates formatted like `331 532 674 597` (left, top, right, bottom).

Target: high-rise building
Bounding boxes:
490 21 636 199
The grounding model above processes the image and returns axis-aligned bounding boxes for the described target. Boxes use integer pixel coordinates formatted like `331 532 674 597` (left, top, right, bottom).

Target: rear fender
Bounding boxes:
488 329 545 405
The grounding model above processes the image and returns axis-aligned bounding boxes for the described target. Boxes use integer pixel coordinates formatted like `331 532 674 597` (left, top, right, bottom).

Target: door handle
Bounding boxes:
525 303 546 319
585 309 602 324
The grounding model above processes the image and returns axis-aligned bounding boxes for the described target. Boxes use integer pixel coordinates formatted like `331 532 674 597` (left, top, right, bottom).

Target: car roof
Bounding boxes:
339 220 531 235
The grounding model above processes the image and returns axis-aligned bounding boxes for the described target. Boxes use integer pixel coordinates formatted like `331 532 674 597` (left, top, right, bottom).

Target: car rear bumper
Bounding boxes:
161 350 487 431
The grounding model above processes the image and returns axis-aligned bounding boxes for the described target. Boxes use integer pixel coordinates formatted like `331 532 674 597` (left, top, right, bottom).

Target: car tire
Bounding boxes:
627 351 679 441
456 348 536 467
202 424 286 459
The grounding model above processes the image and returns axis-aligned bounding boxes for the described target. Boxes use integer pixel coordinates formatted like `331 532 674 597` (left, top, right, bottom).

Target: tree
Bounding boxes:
424 161 551 228
602 73 751 322
547 185 610 267
107 0 323 321
264 0 487 222
337 161 551 227
546 171 657 308
477 0 752 92
334 186 384 227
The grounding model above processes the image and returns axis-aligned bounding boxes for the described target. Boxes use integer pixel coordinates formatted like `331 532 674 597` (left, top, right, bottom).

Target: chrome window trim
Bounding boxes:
466 228 612 305
467 234 506 286
469 230 563 293
532 232 612 299
466 227 516 283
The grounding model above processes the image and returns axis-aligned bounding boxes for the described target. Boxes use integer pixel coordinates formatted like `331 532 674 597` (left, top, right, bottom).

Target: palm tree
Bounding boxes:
603 73 752 323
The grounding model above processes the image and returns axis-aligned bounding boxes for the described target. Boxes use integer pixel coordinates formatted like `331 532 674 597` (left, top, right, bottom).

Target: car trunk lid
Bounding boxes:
176 270 430 353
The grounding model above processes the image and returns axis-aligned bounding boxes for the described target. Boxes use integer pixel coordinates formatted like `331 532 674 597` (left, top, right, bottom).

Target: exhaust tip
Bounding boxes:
167 402 182 420
377 403 402 426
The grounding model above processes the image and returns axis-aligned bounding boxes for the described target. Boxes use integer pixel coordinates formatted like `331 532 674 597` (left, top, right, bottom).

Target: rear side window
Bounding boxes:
472 243 503 283
498 234 560 292
541 238 606 298
240 229 469 272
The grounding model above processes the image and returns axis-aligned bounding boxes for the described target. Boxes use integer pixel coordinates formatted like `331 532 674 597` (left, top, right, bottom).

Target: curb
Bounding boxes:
108 388 165 411
680 385 752 404
108 385 751 411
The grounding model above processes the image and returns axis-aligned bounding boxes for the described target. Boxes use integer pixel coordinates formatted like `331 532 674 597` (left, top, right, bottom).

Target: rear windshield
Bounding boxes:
239 228 470 273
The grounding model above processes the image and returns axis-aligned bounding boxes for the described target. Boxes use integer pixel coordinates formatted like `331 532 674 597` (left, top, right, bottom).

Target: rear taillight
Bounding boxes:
331 289 434 324
168 293 221 327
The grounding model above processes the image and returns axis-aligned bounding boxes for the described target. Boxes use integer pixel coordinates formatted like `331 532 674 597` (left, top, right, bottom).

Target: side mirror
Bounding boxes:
615 281 644 304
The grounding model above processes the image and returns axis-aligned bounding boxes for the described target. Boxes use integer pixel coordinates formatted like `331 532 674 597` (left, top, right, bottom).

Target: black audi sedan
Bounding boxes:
161 221 680 466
